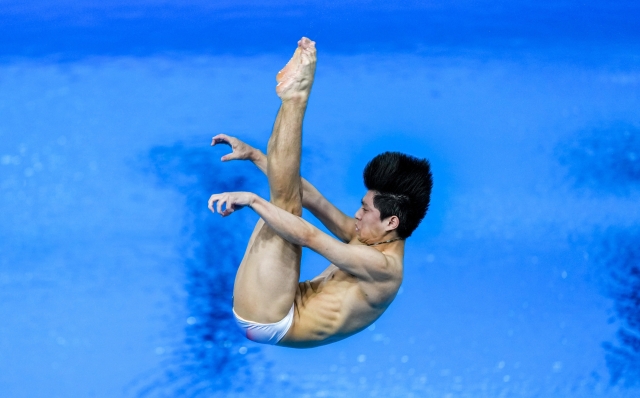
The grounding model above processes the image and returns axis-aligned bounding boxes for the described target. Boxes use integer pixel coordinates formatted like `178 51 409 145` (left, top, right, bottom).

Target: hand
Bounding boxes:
211 134 257 162
208 192 255 217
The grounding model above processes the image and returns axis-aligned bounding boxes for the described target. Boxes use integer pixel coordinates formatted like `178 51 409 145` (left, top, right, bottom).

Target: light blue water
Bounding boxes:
1 1 639 397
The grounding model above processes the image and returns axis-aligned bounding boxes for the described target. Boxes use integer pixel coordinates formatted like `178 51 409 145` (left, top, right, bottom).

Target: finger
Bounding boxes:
217 196 226 215
221 152 236 161
211 134 232 146
208 194 219 212
222 205 235 217
212 134 228 143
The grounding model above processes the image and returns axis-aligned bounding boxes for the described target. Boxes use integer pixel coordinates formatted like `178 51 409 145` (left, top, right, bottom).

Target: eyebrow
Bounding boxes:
361 199 367 207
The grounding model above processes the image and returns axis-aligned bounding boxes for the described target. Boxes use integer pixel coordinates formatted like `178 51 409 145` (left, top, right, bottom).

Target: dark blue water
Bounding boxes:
2 1 640 60
1 1 639 397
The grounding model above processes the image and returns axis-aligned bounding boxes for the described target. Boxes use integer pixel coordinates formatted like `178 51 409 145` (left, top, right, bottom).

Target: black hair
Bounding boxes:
363 151 433 239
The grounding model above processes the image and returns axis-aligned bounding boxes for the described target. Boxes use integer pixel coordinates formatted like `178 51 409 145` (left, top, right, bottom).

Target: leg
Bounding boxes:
233 38 317 324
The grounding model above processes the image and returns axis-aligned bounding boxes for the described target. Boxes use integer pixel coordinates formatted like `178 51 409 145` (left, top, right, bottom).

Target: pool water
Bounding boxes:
1 1 639 397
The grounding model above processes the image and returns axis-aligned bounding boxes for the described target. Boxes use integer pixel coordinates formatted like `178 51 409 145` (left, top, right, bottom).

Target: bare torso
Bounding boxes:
279 238 404 348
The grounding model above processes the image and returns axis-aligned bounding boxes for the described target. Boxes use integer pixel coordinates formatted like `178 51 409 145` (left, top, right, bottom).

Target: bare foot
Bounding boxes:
276 37 317 101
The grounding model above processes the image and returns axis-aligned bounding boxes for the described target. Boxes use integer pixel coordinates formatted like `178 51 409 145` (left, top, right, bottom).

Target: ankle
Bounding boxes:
280 93 309 105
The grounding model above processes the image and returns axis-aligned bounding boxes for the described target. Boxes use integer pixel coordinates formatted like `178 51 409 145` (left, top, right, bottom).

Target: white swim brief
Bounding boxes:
233 305 294 345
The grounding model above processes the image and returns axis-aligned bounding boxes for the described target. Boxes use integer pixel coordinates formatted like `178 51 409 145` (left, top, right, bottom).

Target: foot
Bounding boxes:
276 37 317 101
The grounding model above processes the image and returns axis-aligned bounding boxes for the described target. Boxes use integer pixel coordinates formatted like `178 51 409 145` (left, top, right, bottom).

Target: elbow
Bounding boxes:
299 225 318 247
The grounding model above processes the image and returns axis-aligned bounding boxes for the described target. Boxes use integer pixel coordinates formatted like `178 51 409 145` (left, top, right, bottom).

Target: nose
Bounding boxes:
355 208 362 220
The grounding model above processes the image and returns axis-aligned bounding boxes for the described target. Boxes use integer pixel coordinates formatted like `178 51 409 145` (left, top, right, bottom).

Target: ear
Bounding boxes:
385 215 400 232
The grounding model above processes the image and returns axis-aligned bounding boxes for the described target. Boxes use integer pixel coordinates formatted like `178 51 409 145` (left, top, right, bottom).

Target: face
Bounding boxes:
354 190 396 244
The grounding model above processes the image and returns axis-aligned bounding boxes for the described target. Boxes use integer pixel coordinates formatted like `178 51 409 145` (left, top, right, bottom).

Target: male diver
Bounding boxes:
209 37 432 348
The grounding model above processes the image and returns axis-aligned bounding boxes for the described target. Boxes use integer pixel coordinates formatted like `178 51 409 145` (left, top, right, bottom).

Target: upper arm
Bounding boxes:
303 228 390 282
303 181 355 242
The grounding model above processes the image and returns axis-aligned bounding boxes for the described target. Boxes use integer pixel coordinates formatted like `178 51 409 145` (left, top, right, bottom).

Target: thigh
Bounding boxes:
233 219 302 323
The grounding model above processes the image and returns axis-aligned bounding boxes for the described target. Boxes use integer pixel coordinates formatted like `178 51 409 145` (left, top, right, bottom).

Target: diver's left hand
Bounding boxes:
211 134 258 162
208 192 256 217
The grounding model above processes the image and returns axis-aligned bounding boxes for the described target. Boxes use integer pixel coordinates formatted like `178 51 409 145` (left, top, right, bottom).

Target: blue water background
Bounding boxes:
1 1 639 396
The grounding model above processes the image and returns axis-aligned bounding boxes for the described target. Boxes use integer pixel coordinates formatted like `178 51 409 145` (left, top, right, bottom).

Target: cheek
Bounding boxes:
369 214 386 231
363 213 377 227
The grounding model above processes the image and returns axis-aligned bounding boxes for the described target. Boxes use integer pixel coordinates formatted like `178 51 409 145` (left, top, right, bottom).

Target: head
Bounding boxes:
356 152 433 241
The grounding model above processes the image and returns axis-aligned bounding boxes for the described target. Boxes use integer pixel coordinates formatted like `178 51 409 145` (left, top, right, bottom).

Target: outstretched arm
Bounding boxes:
212 134 355 242
208 192 391 282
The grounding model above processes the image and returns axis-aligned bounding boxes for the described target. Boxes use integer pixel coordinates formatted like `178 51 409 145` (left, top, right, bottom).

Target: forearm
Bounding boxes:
249 148 323 209
249 148 354 242
249 148 268 174
303 186 354 242
249 194 314 246
244 194 385 282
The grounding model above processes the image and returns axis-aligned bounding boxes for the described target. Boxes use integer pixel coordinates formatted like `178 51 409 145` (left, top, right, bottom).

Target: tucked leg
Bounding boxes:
232 38 317 324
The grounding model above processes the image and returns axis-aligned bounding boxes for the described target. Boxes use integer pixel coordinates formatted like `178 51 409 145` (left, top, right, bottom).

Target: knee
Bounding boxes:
290 202 303 217
281 201 303 217
271 195 302 216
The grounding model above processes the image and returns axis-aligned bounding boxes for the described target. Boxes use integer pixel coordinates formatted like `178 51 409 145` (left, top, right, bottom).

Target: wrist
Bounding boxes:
250 148 264 163
248 193 259 208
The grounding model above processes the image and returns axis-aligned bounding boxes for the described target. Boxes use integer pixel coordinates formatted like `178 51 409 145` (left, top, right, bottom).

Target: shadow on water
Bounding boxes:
559 123 640 387
558 123 640 194
596 228 640 387
133 143 268 397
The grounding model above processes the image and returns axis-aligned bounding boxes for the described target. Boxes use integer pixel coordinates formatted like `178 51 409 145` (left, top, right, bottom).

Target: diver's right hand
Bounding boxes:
211 134 259 162
208 191 256 217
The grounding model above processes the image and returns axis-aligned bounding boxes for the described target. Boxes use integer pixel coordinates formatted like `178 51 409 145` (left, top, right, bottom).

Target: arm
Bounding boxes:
212 134 355 242
208 192 390 282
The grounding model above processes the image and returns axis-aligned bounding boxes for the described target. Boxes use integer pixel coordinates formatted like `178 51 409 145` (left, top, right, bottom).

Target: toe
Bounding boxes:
300 37 315 50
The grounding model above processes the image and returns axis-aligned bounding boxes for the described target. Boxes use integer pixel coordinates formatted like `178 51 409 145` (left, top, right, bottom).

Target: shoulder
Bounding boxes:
356 252 403 307
347 238 403 272
364 246 404 283
381 251 404 281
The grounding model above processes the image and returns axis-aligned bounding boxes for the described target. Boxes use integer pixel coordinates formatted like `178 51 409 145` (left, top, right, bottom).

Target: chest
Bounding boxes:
304 266 357 296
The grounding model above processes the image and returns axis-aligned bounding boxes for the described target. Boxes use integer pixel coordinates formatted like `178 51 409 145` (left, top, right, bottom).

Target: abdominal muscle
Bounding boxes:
278 266 389 348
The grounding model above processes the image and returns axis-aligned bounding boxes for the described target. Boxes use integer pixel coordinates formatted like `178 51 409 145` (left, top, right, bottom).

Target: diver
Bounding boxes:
209 37 433 348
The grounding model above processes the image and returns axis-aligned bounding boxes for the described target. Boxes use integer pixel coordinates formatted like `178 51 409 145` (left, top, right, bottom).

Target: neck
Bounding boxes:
366 237 403 247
